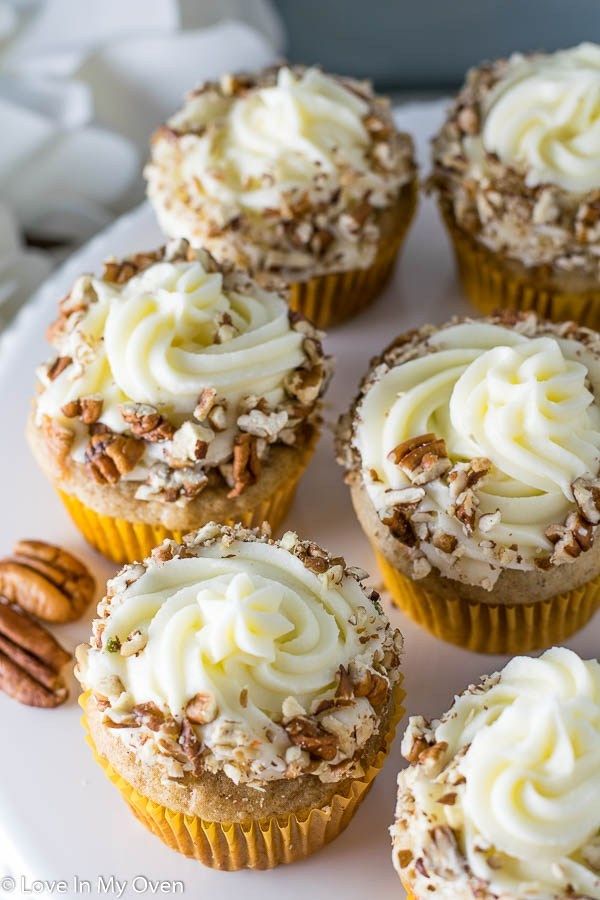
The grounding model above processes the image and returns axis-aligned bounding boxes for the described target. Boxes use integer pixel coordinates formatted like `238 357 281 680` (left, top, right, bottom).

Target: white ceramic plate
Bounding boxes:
0 101 597 900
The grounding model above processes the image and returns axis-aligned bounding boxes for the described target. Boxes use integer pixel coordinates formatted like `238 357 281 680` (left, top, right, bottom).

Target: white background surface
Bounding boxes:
0 101 597 899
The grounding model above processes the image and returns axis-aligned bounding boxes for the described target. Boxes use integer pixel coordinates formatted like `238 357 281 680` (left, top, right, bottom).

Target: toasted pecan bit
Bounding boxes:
432 532 458 554
453 489 478 534
396 850 413 869
180 719 203 775
228 433 261 498
186 692 218 725
85 431 144 484
546 511 594 563
0 540 95 623
193 387 217 421
388 433 451 485
438 792 457 806
352 669 389 708
0 603 70 707
47 356 72 381
381 507 417 546
285 365 324 406
285 716 338 761
572 476 600 525
41 417 73 469
60 396 103 425
335 665 354 701
120 403 175 442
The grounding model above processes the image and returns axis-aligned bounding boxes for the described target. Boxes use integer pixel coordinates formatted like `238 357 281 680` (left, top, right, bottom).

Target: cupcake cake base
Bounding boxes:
288 180 418 330
80 683 405 870
441 202 600 328
375 549 600 654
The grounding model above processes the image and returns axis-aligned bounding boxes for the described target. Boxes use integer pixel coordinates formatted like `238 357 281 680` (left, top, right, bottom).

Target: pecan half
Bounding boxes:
388 434 451 485
0 540 95 623
0 603 70 707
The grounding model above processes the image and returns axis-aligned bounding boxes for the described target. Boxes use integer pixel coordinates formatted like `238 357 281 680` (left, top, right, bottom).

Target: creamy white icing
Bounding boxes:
79 532 400 784
395 648 600 899
36 254 306 472
476 43 600 194
355 322 600 585
167 66 371 214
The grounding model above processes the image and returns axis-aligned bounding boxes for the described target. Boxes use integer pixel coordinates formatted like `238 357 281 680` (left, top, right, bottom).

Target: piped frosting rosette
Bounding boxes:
145 65 415 279
473 42 600 194
393 647 600 899
34 241 328 505
351 316 600 588
76 524 403 786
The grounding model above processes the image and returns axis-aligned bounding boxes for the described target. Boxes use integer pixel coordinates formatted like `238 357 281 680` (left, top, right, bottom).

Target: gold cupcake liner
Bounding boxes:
441 203 600 327
375 550 600 654
401 879 416 899
80 684 404 870
288 182 418 329
58 474 302 566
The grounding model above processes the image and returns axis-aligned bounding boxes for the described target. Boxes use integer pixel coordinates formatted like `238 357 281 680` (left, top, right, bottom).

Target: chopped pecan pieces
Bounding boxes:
41 417 73 469
352 668 389 708
120 403 176 442
185 692 218 725
381 507 417 546
61 396 103 425
0 540 95 623
47 356 72 381
0 602 70 707
228 433 261 498
285 716 338 761
546 511 594 563
388 433 451 485
284 365 324 406
193 387 217 421
180 719 203 775
572 476 600 525
136 462 208 503
432 532 458 554
85 431 144 484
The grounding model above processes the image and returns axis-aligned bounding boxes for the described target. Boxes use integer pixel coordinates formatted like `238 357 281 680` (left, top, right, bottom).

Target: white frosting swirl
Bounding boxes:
80 535 397 783
479 42 600 193
432 648 600 897
356 323 600 584
36 256 305 466
169 66 371 213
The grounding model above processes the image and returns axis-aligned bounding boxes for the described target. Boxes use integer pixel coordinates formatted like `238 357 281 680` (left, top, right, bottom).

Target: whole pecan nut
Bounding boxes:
0 540 95 623
0 603 70 707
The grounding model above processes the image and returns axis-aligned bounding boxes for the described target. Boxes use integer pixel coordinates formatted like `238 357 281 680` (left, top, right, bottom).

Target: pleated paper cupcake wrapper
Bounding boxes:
441 204 600 328
288 183 418 330
58 474 301 566
401 878 416 899
80 684 405 870
375 550 600 654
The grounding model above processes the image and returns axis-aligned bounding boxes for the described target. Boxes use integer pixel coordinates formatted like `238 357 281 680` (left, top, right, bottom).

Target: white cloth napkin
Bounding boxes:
0 0 281 331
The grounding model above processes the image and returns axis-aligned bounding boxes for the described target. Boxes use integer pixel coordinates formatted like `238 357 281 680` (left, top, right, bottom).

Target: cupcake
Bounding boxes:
76 523 404 869
392 647 600 899
145 65 417 329
28 240 329 564
430 42 600 327
337 311 600 653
